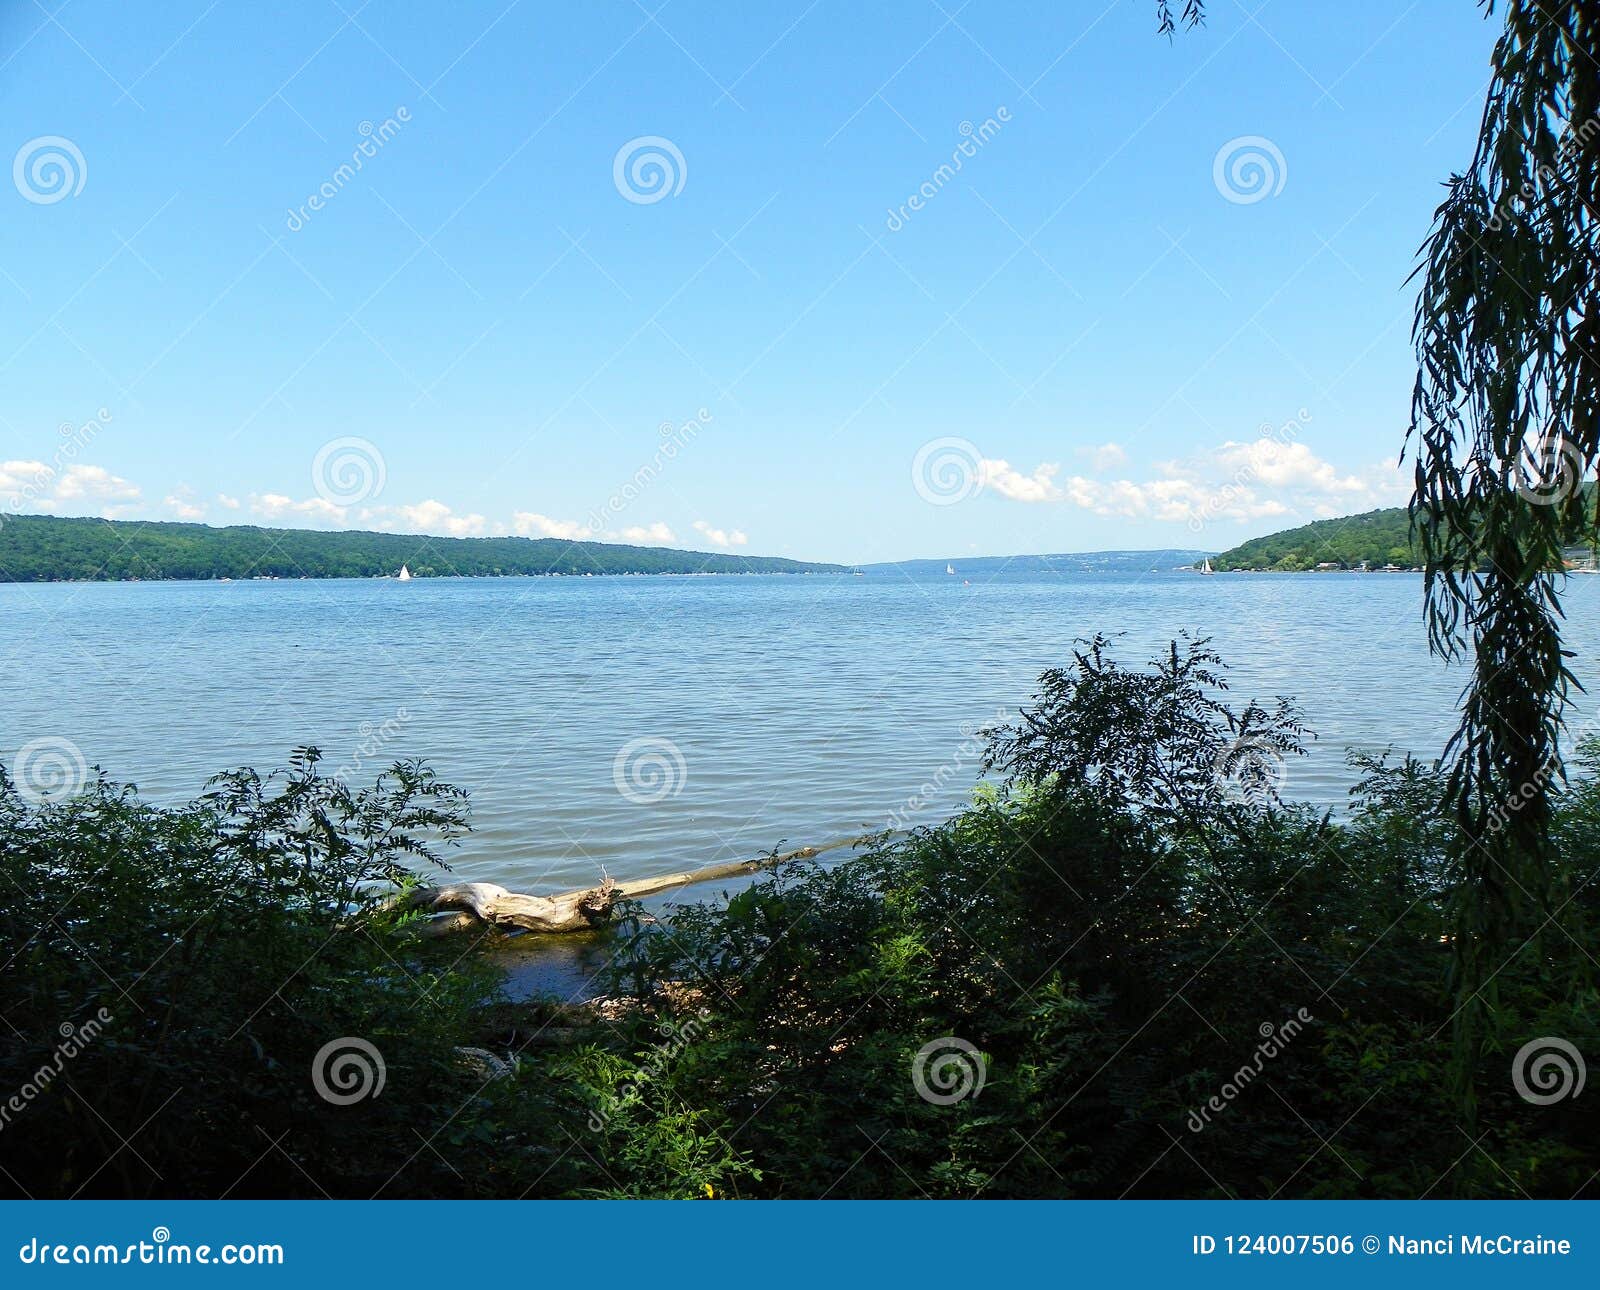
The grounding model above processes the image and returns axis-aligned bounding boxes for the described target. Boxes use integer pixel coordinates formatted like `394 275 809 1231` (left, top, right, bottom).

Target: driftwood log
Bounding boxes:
399 835 878 935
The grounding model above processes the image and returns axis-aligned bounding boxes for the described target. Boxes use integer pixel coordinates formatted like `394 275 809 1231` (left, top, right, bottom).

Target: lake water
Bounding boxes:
7 569 1600 901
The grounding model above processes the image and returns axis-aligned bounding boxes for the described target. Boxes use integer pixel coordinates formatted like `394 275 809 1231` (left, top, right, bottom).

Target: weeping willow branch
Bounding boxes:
1408 0 1600 1103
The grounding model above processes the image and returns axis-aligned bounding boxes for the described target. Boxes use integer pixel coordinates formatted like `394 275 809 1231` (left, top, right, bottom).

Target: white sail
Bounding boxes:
397 565 412 581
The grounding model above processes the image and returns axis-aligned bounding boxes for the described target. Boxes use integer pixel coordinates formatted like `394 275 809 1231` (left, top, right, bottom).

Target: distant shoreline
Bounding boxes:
0 568 838 587
0 513 841 583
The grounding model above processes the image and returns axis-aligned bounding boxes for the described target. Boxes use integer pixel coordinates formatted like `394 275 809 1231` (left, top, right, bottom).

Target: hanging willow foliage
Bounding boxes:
1408 0 1600 1098
1155 0 1205 38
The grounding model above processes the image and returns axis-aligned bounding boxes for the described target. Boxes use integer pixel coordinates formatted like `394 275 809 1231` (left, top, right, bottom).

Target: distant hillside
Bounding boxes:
0 514 841 583
1215 497 1599 571
1213 508 1416 571
865 549 1212 576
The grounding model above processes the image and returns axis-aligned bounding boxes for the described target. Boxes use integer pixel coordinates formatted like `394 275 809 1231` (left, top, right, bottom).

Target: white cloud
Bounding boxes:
510 512 681 545
50 464 141 503
2 461 142 518
163 491 207 521
1085 442 1127 473
980 459 1064 504
618 522 676 545
974 436 1406 527
4 470 700 550
513 511 589 541
692 520 748 547
0 459 51 498
368 499 487 537
251 493 348 526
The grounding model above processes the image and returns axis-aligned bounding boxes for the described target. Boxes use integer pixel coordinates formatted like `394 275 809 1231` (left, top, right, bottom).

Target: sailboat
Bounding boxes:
946 563 956 575
1198 558 1214 575
397 565 412 581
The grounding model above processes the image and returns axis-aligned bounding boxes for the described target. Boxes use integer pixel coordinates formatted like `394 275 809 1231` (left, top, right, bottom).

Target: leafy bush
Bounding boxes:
0 750 750 1199
595 640 1598 1197
2 641 1595 1198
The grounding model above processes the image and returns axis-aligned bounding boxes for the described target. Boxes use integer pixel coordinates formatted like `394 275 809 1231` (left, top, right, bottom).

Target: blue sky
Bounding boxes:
1 0 1497 563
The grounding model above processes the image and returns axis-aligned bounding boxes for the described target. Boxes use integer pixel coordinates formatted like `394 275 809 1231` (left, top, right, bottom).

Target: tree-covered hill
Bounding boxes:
0 514 841 582
1216 492 1600 572
1212 507 1419 570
